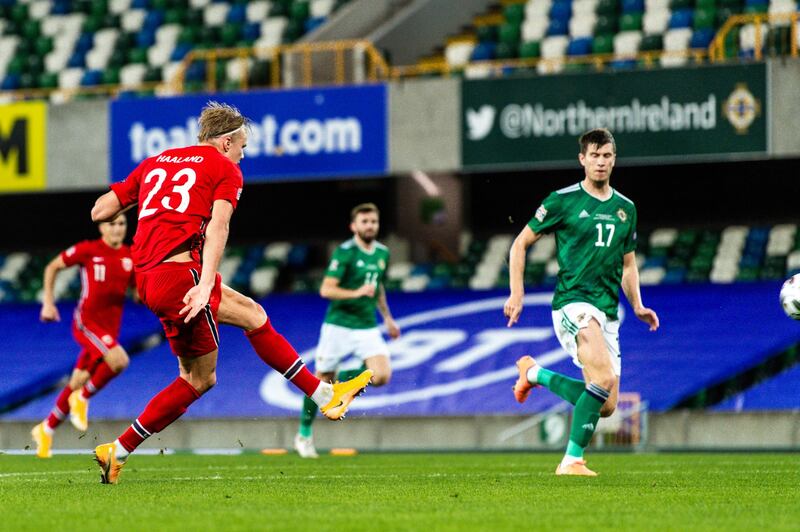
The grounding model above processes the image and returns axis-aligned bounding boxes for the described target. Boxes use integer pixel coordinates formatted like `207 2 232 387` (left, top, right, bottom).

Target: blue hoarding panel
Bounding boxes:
110 85 387 183
5 283 799 420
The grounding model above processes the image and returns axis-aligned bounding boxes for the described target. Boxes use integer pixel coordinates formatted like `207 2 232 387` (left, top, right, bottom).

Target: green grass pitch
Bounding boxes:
1 452 798 531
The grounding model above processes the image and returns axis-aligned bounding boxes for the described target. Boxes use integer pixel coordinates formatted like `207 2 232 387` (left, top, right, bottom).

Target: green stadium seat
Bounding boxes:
498 22 521 45
22 19 40 41
37 72 58 89
35 36 54 56
696 0 716 8
640 34 663 51
619 12 643 32
670 0 694 9
595 15 618 35
495 41 518 59
476 25 498 43
592 33 615 53
694 8 716 29
291 0 310 21
102 67 120 85
127 47 148 64
596 0 620 15
519 40 541 58
220 23 240 47
504 3 525 25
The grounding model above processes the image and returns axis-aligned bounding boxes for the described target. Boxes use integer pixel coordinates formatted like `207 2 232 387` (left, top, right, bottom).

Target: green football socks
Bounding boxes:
534 367 586 405
566 383 610 459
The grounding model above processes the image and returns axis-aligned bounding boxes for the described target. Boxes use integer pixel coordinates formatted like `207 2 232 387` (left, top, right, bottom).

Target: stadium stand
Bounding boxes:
0 0 351 94
408 0 800 76
1 223 797 302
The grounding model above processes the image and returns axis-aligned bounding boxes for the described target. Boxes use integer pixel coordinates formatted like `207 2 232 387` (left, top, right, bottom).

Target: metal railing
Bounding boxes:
172 39 391 92
709 12 799 62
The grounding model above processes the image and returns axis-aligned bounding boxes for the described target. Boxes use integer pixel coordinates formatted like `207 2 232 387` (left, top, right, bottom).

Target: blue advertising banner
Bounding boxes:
5 283 799 420
110 85 387 182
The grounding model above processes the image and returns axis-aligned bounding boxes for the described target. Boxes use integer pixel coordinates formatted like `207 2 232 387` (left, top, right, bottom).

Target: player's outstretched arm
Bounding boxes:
319 276 375 301
91 191 126 222
377 284 400 339
622 251 659 331
40 255 67 322
180 199 233 323
504 226 541 327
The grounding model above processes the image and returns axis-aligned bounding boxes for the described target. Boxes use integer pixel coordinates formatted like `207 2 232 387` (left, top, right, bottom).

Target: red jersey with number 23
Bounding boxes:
61 239 134 333
110 145 243 272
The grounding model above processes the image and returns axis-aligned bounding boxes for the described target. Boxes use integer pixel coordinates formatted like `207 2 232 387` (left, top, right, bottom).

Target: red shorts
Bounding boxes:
72 319 119 372
136 261 221 358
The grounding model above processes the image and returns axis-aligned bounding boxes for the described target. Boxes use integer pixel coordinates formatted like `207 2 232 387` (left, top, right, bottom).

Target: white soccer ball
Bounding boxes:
780 274 800 320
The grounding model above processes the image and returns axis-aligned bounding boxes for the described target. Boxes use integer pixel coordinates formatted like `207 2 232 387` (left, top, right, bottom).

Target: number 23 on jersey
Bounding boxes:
139 168 197 219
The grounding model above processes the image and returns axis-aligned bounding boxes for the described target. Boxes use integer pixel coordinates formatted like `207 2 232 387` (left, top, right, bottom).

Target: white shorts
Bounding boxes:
314 323 390 373
551 302 621 376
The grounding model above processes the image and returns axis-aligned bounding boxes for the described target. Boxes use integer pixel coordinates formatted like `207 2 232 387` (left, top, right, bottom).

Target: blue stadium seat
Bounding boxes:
690 28 715 48
568 37 593 55
80 69 103 86
242 22 261 42
227 4 247 24
137 28 157 48
547 18 570 36
171 43 193 61
669 9 694 28
550 1 573 24
305 16 327 33
622 0 645 13
471 42 497 61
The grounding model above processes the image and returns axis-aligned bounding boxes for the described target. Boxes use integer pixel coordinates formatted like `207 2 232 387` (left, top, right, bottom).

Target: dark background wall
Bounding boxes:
1 157 797 251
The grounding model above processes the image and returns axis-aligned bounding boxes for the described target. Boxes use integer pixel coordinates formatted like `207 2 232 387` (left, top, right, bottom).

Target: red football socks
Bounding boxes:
118 377 200 452
245 319 320 397
45 385 72 430
81 361 119 399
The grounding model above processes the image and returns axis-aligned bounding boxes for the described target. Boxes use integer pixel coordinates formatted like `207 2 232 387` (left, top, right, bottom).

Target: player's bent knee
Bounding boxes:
194 373 217 394
600 402 617 417
371 371 391 387
107 352 129 372
594 374 616 391
247 299 267 329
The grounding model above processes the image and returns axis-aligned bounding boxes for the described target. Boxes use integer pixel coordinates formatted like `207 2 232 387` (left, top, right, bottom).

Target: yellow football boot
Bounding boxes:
68 390 89 432
94 442 127 484
321 369 373 420
31 423 52 459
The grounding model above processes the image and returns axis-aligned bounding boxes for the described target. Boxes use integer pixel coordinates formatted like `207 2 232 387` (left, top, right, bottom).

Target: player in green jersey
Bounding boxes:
294 203 401 458
504 128 659 476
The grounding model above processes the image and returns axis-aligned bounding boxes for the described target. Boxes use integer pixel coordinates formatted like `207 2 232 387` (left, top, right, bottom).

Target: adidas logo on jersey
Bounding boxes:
579 210 590 219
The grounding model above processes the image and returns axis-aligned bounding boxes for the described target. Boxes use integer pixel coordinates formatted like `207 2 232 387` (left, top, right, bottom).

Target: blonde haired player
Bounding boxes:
90 101 371 483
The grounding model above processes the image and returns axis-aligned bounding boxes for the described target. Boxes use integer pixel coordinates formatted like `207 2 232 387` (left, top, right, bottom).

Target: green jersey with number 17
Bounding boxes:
323 238 390 329
527 182 637 320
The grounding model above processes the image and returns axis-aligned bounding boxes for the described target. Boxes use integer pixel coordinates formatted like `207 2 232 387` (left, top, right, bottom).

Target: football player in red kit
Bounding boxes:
32 214 134 458
90 101 372 483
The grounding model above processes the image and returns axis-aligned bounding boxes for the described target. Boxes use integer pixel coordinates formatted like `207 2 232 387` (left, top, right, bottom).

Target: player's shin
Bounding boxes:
81 361 120 399
565 383 609 460
534 367 586 405
45 385 73 430
245 319 320 396
117 377 201 454
298 396 318 437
